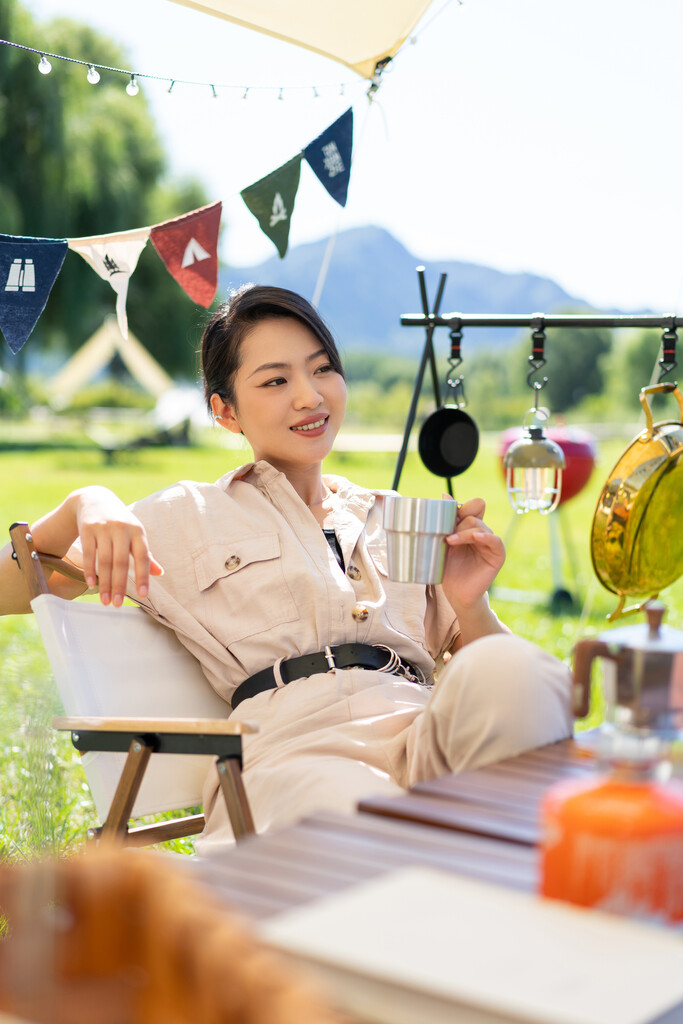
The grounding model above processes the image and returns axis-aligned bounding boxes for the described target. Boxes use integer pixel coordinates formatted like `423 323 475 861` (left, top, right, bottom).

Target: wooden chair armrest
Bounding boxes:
52 716 259 735
36 553 87 586
10 521 88 597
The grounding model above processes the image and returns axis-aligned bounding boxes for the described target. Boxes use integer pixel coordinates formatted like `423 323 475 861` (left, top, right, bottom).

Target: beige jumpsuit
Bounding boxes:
124 461 573 852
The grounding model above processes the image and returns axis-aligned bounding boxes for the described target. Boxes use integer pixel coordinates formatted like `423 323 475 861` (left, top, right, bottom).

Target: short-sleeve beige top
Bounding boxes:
125 461 459 706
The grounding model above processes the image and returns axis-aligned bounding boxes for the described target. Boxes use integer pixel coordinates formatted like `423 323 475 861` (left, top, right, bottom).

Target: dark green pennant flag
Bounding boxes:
240 155 302 259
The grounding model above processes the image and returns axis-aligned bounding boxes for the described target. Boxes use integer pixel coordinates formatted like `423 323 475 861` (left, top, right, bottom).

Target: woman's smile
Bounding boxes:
291 415 329 435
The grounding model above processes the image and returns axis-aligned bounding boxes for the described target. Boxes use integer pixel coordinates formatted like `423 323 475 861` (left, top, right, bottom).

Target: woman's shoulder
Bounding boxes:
130 464 253 520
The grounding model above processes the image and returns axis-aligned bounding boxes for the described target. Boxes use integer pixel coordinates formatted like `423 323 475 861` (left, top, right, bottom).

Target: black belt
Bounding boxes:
231 643 419 709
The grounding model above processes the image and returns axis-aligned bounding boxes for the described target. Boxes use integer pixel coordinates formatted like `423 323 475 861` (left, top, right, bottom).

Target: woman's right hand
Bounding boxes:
74 486 164 606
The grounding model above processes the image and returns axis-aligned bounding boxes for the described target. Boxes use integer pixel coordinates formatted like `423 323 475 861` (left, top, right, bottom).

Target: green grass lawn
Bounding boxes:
1 428 681 859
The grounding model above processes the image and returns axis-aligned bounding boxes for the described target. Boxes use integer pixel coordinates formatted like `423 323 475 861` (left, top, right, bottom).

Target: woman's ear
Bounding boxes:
210 393 242 434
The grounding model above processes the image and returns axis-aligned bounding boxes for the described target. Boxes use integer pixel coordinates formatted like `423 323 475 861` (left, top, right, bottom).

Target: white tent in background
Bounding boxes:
165 0 435 78
50 316 173 410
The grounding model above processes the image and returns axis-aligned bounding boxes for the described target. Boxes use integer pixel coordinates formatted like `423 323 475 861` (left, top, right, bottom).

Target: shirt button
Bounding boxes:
224 555 241 570
347 565 361 581
351 603 369 622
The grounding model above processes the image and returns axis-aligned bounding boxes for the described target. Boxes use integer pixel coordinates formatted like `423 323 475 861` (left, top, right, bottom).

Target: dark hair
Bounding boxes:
201 284 345 412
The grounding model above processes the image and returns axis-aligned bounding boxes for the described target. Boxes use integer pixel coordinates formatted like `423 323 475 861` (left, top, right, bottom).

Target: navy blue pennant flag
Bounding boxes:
0 235 68 353
304 108 353 207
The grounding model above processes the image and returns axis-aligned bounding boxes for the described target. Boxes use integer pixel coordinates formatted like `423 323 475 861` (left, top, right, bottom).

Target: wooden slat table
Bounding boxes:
189 737 594 921
190 734 683 920
188 809 539 921
357 736 598 845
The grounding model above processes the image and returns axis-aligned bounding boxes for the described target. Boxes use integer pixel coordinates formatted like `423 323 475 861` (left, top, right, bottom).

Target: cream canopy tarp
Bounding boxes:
165 0 436 79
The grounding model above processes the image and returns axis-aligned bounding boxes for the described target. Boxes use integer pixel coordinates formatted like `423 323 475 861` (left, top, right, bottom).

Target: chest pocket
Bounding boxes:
192 533 298 645
366 534 428 645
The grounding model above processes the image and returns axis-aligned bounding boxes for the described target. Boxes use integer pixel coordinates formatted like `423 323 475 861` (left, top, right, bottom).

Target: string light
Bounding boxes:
1 38 356 102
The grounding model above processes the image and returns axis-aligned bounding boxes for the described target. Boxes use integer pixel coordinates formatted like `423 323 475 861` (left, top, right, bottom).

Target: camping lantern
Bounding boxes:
504 408 565 514
499 425 596 507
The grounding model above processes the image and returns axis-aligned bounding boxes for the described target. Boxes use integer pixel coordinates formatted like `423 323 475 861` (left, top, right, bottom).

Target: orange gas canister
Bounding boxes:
540 735 683 925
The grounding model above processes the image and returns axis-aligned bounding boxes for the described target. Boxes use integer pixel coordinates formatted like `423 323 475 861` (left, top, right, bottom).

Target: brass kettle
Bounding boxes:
573 601 683 728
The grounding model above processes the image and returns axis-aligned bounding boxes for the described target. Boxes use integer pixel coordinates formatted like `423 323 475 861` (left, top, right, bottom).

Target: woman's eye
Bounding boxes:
315 363 334 374
263 377 286 387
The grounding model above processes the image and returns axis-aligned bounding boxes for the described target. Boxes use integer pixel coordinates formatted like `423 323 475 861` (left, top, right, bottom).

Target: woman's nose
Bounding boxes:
293 378 323 408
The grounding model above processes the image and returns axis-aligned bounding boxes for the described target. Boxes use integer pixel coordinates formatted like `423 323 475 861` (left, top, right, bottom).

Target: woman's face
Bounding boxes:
210 316 347 473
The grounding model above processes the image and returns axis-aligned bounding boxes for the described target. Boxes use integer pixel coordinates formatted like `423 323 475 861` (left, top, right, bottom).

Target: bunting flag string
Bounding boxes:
150 201 222 308
68 227 151 339
0 106 355 351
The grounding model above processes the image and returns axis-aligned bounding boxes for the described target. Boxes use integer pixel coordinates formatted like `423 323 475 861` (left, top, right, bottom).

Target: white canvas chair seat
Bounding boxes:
33 594 233 819
10 522 256 845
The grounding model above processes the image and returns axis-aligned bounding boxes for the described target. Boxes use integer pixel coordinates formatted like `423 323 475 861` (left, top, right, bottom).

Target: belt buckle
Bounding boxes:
323 645 337 674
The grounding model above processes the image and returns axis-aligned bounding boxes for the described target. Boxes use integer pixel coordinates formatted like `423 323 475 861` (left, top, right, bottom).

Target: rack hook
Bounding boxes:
658 316 678 383
527 315 548 396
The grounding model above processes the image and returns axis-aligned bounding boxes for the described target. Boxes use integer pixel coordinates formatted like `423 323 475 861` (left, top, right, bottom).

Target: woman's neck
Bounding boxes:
279 466 327 508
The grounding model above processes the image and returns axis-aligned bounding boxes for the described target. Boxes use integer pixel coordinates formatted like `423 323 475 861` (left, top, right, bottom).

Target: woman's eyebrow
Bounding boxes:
247 349 328 379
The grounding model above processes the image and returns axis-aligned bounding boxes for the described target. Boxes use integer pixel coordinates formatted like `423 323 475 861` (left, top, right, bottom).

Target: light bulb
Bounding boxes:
505 464 563 515
126 74 139 96
86 64 100 85
38 54 52 75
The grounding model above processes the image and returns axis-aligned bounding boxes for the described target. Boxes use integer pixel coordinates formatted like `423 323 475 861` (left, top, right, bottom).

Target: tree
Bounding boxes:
0 2 212 378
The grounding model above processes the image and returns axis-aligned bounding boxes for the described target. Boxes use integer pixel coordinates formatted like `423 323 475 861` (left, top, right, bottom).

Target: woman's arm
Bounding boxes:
0 486 163 615
440 497 510 647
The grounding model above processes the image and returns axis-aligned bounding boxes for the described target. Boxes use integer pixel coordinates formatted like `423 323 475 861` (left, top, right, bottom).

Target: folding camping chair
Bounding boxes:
9 522 256 846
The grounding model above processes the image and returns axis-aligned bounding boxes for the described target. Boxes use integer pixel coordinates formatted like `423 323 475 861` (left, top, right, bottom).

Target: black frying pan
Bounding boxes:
418 406 480 477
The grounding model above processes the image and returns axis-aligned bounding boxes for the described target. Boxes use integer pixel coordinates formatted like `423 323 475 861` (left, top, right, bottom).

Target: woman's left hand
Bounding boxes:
440 497 505 611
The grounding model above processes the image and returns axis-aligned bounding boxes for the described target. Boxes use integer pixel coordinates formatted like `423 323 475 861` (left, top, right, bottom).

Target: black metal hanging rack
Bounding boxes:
393 267 679 492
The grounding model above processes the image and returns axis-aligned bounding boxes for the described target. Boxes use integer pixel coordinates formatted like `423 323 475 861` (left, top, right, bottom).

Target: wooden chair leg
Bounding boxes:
216 756 255 841
100 738 153 842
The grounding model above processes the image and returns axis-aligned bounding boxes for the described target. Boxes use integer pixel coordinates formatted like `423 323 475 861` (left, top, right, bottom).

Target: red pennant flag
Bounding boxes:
150 202 222 308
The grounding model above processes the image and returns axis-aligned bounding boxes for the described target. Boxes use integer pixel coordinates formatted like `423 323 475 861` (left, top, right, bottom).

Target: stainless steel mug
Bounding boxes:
383 496 457 584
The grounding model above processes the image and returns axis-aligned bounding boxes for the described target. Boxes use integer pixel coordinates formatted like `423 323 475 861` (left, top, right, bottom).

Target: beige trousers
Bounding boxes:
197 635 573 853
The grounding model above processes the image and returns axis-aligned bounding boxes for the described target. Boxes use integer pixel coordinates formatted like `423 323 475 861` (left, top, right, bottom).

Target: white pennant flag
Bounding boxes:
68 227 151 338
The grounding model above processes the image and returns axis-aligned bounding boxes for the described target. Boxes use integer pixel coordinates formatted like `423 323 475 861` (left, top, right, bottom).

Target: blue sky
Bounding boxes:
18 0 683 313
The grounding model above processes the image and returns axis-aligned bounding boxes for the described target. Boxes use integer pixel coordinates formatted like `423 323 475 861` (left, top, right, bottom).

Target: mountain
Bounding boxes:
219 226 594 354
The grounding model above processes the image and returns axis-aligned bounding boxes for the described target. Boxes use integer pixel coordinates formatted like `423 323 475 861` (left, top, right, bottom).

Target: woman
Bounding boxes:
0 286 572 850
